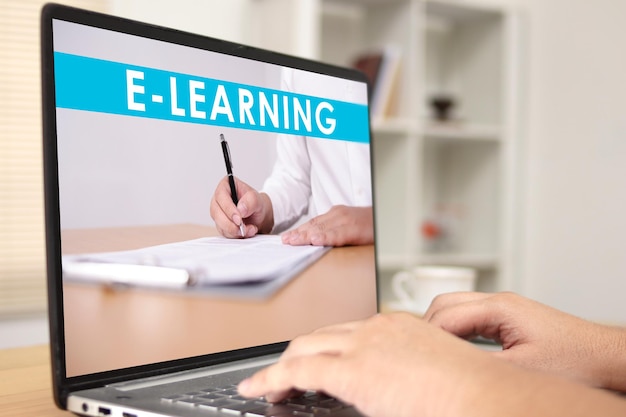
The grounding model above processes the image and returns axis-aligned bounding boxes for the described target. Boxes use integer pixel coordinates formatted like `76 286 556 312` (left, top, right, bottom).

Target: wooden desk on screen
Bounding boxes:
61 225 377 377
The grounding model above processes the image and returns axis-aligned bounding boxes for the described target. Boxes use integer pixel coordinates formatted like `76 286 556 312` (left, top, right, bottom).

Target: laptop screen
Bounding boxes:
45 10 377 379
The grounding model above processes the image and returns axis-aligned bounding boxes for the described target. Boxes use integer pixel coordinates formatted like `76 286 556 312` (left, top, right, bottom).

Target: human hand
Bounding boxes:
238 313 522 417
281 205 373 246
210 176 274 238
424 292 626 392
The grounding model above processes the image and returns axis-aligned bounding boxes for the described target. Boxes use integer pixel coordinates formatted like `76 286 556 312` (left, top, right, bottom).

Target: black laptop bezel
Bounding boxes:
41 2 377 409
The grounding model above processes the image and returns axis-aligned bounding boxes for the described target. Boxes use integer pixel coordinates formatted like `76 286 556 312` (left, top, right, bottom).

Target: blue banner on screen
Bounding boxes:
54 52 369 143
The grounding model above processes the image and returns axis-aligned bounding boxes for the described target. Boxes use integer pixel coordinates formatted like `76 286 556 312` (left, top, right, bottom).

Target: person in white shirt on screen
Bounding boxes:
210 134 373 246
210 68 373 247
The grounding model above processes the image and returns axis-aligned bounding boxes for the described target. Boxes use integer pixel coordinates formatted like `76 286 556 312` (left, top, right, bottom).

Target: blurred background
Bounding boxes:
2 0 626 348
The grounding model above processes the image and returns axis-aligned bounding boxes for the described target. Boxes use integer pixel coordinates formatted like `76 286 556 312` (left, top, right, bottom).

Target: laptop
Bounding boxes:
41 3 378 417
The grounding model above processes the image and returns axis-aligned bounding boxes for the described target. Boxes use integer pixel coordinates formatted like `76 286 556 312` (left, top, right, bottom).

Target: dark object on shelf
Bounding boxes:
430 95 456 121
352 46 401 119
352 52 383 100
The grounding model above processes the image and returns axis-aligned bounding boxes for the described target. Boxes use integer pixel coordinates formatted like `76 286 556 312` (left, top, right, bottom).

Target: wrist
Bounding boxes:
460 360 626 417
452 357 539 417
257 192 274 234
590 325 626 392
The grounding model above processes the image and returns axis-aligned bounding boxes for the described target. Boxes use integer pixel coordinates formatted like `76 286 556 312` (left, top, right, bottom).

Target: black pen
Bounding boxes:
220 133 245 237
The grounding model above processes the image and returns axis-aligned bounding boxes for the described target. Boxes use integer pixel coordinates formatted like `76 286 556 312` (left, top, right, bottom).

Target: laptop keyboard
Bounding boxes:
162 384 353 416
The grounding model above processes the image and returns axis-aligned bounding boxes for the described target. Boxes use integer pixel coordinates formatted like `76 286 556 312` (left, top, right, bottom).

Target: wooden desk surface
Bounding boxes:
0 345 66 417
60 225 377 377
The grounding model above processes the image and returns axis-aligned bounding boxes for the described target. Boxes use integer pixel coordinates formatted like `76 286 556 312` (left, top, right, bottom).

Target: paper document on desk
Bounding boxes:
62 235 328 287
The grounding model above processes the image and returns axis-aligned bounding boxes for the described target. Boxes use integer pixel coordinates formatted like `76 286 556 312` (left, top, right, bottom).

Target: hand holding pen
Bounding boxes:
210 133 275 239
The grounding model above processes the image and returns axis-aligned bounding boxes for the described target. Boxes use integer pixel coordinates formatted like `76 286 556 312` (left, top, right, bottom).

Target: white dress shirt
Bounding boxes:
261 68 372 233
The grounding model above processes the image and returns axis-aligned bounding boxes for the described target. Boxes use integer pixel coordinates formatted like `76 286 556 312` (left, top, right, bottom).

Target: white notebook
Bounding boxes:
63 235 328 289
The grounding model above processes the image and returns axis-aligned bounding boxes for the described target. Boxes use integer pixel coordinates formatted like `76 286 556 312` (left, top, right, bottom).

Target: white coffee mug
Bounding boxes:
392 266 476 315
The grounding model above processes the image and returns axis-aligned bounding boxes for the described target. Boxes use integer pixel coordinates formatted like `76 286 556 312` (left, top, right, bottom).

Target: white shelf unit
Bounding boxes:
316 0 522 295
249 0 523 295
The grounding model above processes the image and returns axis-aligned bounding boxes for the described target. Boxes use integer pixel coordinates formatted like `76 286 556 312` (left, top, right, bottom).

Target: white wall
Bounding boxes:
479 0 626 323
518 0 626 324
110 0 249 42
110 0 319 58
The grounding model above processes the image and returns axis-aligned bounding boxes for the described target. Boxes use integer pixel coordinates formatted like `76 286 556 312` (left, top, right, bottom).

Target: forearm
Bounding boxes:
460 360 626 417
505 373 626 417
587 324 626 392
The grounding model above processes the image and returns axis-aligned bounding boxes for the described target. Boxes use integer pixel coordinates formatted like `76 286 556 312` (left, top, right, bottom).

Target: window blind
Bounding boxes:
0 0 107 317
